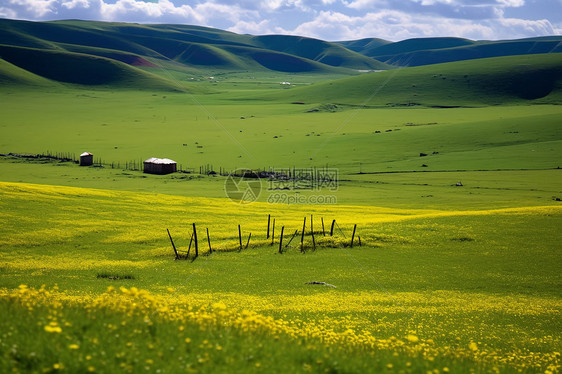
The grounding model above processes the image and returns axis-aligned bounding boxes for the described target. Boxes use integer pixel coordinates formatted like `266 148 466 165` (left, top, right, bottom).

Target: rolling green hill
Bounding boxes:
0 57 56 87
251 35 389 70
0 18 391 83
0 44 184 90
336 37 392 54
0 18 560 91
354 37 475 59
380 39 562 67
272 53 562 106
339 36 562 67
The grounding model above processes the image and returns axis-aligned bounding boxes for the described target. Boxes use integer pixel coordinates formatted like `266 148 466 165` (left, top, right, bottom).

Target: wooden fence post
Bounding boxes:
330 220 336 236
321 217 326 236
279 226 284 254
187 232 194 258
271 219 275 245
267 214 271 239
311 229 316 250
207 228 212 253
246 233 252 249
285 230 298 249
350 224 357 248
167 229 179 260
238 224 243 250
192 223 198 258
301 217 306 252
336 221 347 238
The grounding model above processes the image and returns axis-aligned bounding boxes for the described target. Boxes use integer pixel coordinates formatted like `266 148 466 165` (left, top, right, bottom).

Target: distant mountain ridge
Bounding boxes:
0 18 560 89
0 18 389 88
336 36 562 67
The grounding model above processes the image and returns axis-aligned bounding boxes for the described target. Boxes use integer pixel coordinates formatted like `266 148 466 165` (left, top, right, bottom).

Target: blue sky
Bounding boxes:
0 0 560 41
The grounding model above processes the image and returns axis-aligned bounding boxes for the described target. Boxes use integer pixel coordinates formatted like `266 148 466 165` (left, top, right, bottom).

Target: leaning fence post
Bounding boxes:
246 233 252 249
187 232 194 258
350 224 357 248
192 223 198 258
301 217 306 252
238 224 243 250
336 221 347 238
321 217 326 236
207 228 212 253
267 214 271 239
285 230 298 248
279 226 284 254
167 229 179 260
330 220 336 236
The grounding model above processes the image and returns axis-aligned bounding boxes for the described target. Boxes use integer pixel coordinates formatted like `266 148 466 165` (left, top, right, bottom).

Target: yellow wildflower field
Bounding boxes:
0 181 560 372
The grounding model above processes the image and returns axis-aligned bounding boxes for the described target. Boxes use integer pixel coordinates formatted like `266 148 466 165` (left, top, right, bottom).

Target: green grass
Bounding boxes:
0 86 560 176
0 45 185 90
0 182 560 373
0 28 561 372
273 53 562 106
0 18 385 77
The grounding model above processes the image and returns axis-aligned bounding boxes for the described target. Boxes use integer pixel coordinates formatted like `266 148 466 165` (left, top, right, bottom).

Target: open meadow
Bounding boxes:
0 37 561 373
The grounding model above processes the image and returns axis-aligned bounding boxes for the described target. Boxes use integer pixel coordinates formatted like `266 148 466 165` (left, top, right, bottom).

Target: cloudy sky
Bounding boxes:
0 0 560 41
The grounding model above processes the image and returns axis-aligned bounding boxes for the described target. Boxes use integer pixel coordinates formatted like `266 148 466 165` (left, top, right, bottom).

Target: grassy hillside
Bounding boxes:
0 44 185 90
1 18 559 87
0 57 57 87
336 37 392 54
0 18 388 79
380 39 562 67
252 35 390 70
359 37 475 59
273 53 562 106
341 35 562 67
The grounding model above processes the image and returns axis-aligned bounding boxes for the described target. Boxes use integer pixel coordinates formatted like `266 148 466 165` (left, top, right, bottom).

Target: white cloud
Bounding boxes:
280 8 559 40
98 0 200 23
227 19 275 35
8 0 59 17
0 6 18 18
0 0 559 41
497 0 525 6
61 0 90 10
194 2 259 24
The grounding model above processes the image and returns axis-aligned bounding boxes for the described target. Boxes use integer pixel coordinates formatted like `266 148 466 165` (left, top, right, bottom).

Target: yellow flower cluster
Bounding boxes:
2 285 559 373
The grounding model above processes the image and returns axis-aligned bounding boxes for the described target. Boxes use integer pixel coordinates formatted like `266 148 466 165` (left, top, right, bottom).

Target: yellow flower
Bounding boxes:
44 325 62 333
212 302 227 310
185 338 191 344
406 334 419 343
68 344 79 350
468 342 478 352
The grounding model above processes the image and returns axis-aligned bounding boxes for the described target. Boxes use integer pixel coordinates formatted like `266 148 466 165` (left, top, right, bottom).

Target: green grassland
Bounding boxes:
0 21 561 373
0 182 560 373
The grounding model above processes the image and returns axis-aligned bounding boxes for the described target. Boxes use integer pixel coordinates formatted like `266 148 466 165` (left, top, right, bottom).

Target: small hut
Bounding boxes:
79 152 93 166
143 157 177 175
